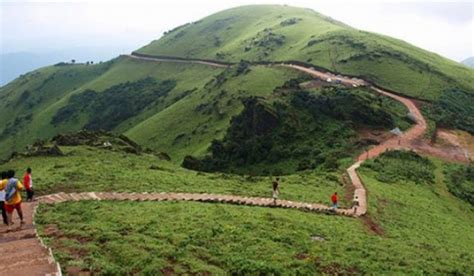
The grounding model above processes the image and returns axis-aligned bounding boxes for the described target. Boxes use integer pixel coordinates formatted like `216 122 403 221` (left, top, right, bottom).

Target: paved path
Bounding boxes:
1 54 431 275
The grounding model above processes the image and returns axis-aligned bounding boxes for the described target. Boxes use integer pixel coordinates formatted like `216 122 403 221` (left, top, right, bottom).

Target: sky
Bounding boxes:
1 0 473 62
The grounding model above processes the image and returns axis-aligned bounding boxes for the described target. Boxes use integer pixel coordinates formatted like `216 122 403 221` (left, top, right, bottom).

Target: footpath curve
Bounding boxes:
1 54 428 275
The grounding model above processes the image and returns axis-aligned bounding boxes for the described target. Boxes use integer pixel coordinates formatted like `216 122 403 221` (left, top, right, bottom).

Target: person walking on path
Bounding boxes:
23 167 34 202
331 192 338 209
272 177 280 204
352 195 360 214
0 171 8 225
0 170 25 228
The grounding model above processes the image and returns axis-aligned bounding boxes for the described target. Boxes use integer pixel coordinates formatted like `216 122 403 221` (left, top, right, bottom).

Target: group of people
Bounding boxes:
271 178 360 214
0 168 33 228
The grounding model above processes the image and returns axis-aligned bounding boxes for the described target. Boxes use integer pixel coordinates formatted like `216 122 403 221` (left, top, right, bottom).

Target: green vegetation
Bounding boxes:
137 5 473 101
444 163 474 205
51 77 177 131
423 88 474 135
33 151 474 274
185 86 411 175
362 150 436 184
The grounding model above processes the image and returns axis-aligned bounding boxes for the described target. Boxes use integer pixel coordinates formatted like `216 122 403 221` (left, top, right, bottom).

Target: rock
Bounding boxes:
310 236 325 242
48 144 64 156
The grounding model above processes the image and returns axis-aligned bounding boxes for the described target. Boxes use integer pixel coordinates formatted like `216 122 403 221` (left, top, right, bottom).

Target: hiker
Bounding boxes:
352 195 360 214
0 170 25 227
0 171 8 225
331 192 338 209
272 177 280 203
23 167 34 202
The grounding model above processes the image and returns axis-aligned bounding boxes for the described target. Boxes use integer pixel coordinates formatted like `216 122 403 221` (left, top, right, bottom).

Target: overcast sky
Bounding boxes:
1 0 473 62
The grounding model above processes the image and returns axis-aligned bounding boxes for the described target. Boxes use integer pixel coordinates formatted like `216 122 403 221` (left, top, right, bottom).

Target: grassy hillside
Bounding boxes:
137 5 473 100
0 144 346 205
0 55 310 162
31 150 473 274
0 57 227 159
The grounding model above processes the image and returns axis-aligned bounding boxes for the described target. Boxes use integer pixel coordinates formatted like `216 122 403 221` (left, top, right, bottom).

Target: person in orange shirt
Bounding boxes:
0 170 24 227
23 167 34 202
331 192 338 209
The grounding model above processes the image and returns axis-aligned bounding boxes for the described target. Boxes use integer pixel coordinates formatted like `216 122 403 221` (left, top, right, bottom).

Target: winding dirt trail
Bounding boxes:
0 54 436 275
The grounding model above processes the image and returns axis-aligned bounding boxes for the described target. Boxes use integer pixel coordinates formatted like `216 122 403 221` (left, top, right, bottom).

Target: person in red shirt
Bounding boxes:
23 168 34 202
331 192 338 209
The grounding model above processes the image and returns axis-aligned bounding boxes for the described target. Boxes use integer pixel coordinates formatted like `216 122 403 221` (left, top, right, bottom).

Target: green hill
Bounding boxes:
137 5 473 100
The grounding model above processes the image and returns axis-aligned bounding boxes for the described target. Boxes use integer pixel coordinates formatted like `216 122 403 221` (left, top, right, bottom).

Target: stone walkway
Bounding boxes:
37 191 357 216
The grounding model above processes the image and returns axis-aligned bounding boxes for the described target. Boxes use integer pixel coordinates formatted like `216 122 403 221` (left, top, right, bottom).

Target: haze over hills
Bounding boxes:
462 57 474 68
0 46 136 86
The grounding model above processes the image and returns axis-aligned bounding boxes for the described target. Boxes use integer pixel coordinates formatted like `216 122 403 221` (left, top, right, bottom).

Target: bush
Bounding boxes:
363 150 435 184
444 164 474 205
51 78 176 130
427 89 474 135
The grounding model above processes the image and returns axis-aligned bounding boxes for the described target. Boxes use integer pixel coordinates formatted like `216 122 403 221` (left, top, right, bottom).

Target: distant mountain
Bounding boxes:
462 57 474 67
0 47 133 85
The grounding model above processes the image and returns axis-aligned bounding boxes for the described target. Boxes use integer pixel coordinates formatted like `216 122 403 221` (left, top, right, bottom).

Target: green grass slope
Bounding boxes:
0 56 305 162
0 145 345 205
137 5 473 101
126 64 302 160
32 150 473 274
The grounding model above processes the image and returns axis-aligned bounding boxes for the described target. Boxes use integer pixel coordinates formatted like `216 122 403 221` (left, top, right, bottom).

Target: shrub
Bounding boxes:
363 150 435 184
444 164 474 205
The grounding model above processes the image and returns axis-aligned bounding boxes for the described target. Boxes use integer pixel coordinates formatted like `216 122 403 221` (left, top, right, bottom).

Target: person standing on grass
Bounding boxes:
0 170 25 228
331 192 338 209
272 177 280 204
352 195 360 214
0 171 8 225
23 167 34 202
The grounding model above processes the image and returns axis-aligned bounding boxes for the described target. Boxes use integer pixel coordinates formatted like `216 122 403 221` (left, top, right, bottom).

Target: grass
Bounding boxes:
34 152 474 274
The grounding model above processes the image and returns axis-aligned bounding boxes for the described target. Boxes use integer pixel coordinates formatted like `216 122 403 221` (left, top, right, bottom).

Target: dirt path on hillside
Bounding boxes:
125 54 229 68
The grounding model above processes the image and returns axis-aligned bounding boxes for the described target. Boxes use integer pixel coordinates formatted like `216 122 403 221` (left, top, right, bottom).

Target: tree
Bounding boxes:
71 59 76 64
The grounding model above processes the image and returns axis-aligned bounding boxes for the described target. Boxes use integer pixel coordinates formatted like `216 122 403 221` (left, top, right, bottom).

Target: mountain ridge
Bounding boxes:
0 4 472 162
